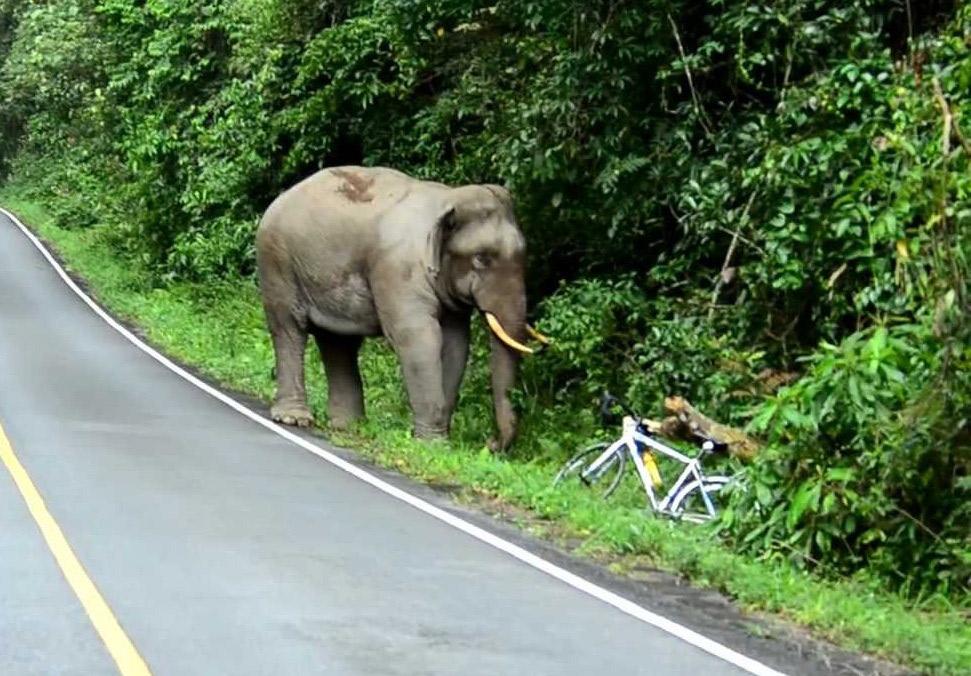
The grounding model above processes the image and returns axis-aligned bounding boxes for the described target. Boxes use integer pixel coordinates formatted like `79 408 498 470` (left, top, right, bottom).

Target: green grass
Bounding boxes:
3 191 969 675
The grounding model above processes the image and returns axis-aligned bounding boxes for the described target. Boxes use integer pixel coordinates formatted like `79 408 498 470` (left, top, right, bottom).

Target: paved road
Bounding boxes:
0 211 766 675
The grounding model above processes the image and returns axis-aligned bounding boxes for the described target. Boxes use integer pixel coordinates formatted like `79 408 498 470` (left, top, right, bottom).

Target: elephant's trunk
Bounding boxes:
480 283 527 449
488 327 522 451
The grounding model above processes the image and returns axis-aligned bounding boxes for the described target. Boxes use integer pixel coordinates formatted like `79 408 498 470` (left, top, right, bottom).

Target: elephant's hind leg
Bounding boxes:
266 313 313 427
259 269 313 427
313 330 365 429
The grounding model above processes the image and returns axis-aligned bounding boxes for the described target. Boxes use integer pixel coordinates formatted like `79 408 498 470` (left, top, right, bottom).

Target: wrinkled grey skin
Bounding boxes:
256 166 529 450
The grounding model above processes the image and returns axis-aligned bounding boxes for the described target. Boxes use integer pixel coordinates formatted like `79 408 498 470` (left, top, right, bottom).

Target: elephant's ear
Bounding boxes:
426 205 458 279
483 184 515 218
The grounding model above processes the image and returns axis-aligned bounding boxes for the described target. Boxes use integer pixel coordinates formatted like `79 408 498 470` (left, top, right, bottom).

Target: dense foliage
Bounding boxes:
1 0 968 599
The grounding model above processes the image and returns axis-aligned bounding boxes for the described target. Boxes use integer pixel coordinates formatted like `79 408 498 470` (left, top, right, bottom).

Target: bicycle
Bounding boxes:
554 393 734 522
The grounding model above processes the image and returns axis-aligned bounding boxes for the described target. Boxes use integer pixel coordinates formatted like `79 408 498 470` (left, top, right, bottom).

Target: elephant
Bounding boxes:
255 166 547 450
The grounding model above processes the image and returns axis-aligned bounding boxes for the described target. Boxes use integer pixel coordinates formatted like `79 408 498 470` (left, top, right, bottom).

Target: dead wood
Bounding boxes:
643 396 761 462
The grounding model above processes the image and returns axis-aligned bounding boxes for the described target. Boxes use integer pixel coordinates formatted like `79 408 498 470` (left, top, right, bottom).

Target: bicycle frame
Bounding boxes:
582 416 717 517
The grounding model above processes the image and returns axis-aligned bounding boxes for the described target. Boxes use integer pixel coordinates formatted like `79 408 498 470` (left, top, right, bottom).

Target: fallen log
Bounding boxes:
643 396 761 462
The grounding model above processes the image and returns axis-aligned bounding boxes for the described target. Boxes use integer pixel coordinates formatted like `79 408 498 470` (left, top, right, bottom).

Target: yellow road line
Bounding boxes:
0 419 151 676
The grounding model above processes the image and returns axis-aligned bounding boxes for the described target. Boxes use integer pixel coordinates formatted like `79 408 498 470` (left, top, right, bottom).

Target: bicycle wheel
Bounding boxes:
667 475 732 522
553 443 627 499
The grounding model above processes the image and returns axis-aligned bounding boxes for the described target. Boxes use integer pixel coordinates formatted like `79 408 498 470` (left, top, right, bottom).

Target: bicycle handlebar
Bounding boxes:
599 391 637 424
598 391 729 454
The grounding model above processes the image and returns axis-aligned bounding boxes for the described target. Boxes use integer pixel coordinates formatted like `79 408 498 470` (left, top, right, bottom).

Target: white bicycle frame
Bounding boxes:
583 416 718 518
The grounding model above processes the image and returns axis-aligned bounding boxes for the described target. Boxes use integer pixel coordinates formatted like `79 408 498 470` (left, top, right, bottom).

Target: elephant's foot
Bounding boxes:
487 427 516 453
328 409 364 431
413 422 449 442
271 401 314 428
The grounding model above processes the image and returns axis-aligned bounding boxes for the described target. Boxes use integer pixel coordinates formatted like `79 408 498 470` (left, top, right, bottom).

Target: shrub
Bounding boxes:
725 323 969 596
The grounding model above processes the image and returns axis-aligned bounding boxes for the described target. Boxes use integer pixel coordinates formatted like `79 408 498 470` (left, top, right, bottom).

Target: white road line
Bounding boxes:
1 208 787 676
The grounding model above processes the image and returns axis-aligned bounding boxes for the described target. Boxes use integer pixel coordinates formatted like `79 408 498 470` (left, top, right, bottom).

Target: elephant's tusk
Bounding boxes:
484 313 534 355
526 324 551 345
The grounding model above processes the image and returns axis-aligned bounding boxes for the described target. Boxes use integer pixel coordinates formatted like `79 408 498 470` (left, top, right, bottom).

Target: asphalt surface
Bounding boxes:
0 211 766 675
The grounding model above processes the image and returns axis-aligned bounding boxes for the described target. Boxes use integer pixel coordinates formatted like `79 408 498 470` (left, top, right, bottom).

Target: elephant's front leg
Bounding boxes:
441 311 471 422
387 315 448 440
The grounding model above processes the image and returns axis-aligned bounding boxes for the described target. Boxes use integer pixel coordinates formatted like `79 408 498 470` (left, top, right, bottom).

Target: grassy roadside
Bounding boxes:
3 192 968 674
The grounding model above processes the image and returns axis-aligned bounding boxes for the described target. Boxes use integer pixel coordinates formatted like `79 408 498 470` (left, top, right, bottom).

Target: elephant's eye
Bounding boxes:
472 252 492 269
